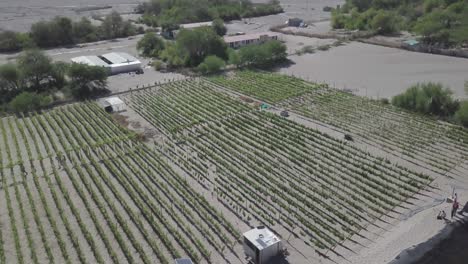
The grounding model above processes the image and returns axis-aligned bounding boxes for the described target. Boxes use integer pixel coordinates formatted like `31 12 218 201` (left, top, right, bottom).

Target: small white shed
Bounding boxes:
103 97 126 113
243 226 282 264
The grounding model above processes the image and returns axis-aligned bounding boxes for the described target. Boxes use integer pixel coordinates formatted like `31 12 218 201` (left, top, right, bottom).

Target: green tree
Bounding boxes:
371 11 399 34
212 18 227 36
30 21 55 47
197 55 225 74
9 92 52 112
455 101 468 127
68 63 108 98
0 64 21 91
175 27 228 66
51 62 69 88
53 17 74 45
101 11 135 39
0 31 22 52
17 49 53 90
159 43 185 68
392 82 459 117
73 17 99 43
228 48 241 67
137 32 165 57
238 40 287 67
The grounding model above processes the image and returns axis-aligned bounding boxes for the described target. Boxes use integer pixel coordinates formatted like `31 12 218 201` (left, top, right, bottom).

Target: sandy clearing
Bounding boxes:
277 42 468 99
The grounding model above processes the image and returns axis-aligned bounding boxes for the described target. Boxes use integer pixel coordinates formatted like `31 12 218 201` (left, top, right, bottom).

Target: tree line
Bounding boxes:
136 0 283 30
0 50 108 113
331 0 468 47
0 12 141 53
137 24 287 74
391 82 468 127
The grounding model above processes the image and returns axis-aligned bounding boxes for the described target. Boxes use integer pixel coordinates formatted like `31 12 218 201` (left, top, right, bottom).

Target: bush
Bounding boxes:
175 27 227 67
455 101 468 127
0 31 23 52
212 18 227 36
197 55 225 74
152 60 164 71
238 40 287 67
391 82 459 117
137 32 165 57
371 11 399 34
9 92 52 112
68 63 108 99
228 48 241 67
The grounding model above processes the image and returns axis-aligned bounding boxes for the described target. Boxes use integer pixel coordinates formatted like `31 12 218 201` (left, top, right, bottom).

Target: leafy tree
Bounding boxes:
228 48 241 67
68 63 108 98
392 82 459 117
0 64 21 91
238 40 287 67
51 62 69 88
455 101 468 127
137 32 165 57
73 17 99 43
53 17 74 45
0 31 22 52
160 43 185 68
371 10 399 34
212 18 227 36
197 55 225 74
17 49 53 90
9 92 52 112
101 11 136 39
30 21 55 47
175 27 227 66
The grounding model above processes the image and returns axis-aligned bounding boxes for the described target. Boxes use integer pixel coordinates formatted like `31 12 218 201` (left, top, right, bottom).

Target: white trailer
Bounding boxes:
243 226 282 264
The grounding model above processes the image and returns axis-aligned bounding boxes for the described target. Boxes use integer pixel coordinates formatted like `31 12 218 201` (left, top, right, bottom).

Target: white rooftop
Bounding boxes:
223 32 280 43
71 56 108 67
243 227 280 250
180 21 212 29
104 97 125 106
101 52 139 64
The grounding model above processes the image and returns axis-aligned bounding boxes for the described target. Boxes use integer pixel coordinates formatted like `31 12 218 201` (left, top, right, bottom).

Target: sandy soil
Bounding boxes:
0 0 140 32
278 42 468 99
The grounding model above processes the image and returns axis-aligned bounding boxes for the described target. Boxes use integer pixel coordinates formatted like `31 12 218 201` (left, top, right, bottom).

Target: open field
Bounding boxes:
279 42 468 99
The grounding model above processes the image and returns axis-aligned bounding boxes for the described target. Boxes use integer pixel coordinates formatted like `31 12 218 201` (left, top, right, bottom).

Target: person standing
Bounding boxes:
451 200 459 219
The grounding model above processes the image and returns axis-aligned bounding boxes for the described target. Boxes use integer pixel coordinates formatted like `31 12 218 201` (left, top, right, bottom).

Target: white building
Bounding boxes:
172 21 213 38
180 21 212 30
224 32 280 49
243 226 282 264
71 52 142 75
102 97 126 113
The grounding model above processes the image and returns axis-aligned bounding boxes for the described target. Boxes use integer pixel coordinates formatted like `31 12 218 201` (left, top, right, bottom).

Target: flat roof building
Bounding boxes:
243 226 282 264
224 32 280 49
71 52 142 75
180 21 212 29
101 97 126 113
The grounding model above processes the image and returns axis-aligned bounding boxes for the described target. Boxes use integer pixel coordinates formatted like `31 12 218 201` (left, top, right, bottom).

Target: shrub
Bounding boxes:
212 18 227 36
391 82 459 117
371 10 399 34
197 55 225 74
137 32 165 57
9 92 52 112
455 101 468 127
